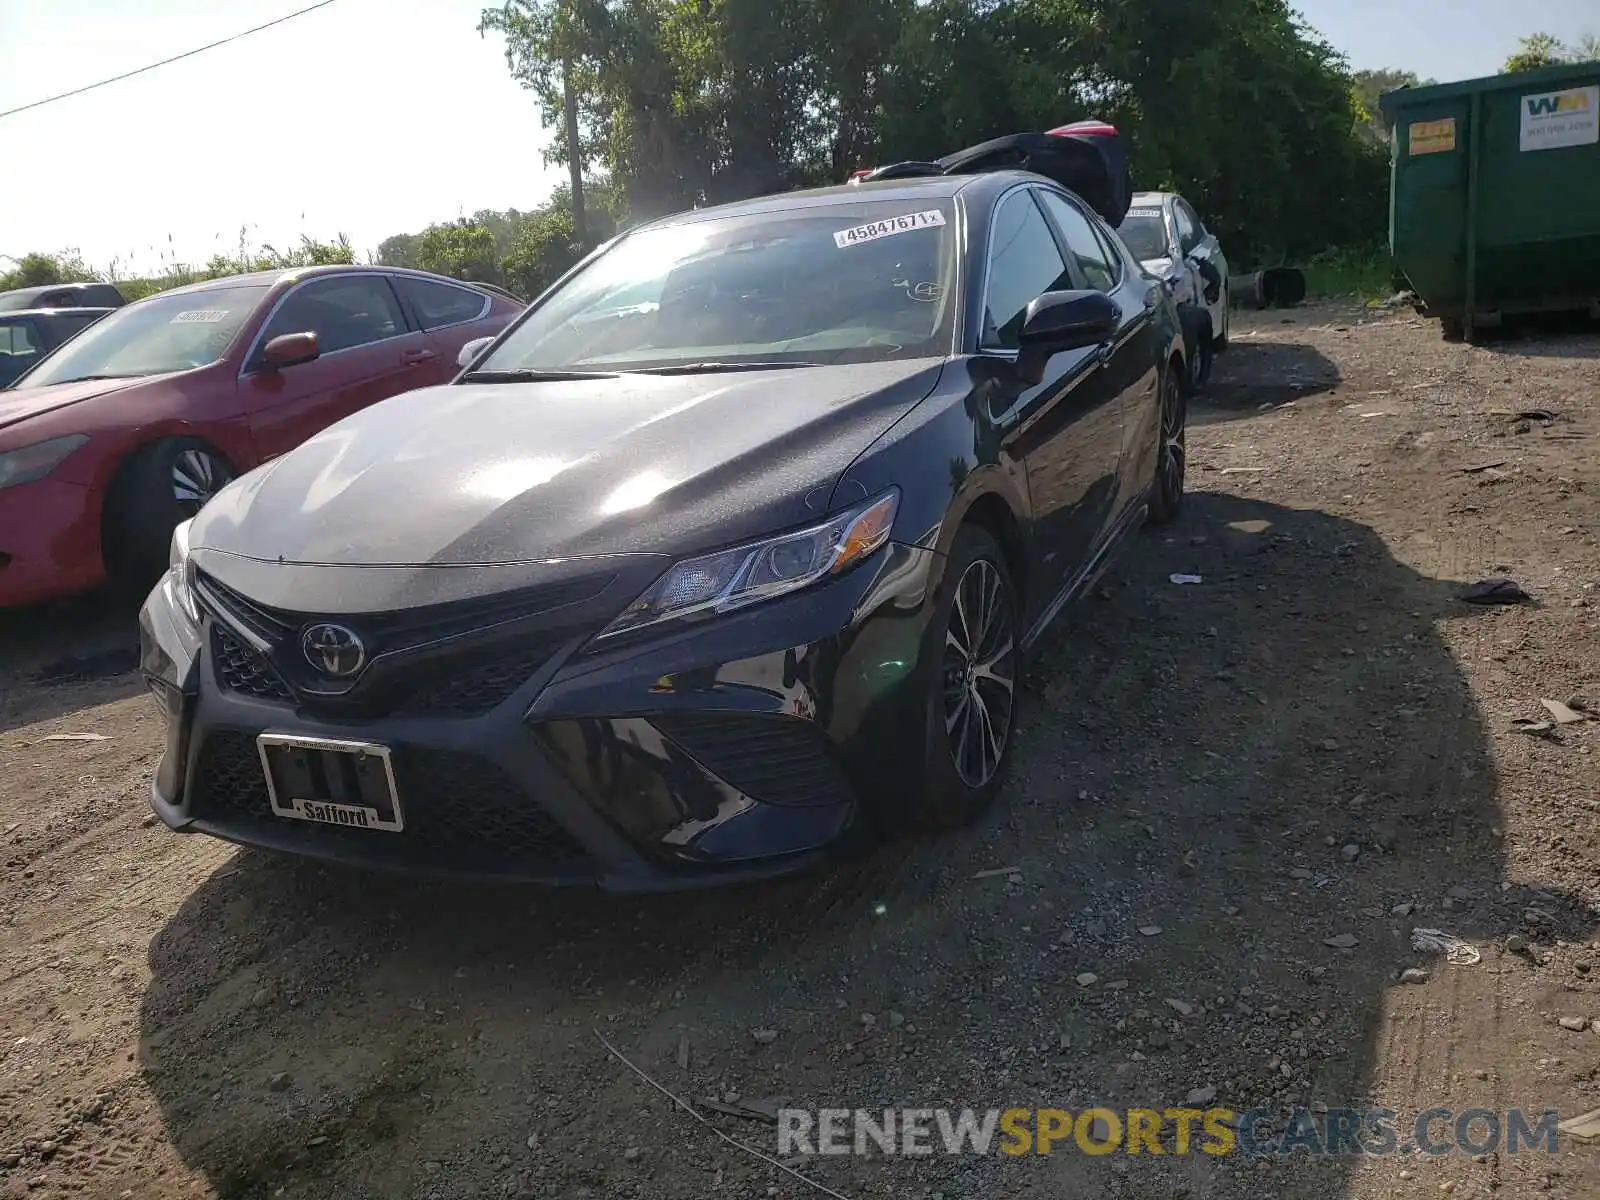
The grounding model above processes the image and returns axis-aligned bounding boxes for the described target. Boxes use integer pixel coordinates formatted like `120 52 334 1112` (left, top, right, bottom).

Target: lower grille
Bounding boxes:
212 627 293 703
188 732 592 874
651 712 852 807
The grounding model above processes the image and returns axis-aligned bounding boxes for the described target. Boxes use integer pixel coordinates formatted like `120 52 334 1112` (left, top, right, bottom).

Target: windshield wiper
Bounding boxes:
461 368 621 383
630 360 824 376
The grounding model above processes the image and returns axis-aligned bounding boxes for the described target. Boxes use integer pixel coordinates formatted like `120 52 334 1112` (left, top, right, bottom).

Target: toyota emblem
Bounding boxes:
301 623 367 677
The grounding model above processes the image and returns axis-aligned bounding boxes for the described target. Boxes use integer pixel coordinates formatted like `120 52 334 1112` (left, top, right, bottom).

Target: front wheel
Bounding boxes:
104 438 235 599
1181 308 1214 393
1147 365 1187 524
919 526 1020 827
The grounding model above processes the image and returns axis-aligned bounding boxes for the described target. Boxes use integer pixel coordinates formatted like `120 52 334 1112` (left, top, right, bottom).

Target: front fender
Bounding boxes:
829 357 1031 558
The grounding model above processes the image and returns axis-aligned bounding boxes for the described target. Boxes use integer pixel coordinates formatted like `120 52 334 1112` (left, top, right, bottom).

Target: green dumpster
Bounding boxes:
1379 61 1600 339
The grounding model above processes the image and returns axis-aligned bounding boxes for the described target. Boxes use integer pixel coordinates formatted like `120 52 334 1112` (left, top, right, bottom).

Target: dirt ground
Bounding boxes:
3 300 1600 1200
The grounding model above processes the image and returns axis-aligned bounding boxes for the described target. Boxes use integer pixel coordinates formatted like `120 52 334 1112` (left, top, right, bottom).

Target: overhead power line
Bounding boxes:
0 0 342 121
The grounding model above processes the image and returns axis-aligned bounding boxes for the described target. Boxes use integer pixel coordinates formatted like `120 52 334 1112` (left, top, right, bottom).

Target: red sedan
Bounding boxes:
0 266 521 607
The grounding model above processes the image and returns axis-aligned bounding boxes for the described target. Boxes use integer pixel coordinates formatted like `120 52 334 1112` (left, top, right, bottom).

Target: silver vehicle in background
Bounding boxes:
1121 191 1229 391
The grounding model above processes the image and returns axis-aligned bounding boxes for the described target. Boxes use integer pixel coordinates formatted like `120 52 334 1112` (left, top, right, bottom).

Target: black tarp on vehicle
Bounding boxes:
851 120 1133 228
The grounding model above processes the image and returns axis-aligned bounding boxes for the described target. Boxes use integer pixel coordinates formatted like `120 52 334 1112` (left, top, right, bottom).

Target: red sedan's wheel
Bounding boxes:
104 438 234 600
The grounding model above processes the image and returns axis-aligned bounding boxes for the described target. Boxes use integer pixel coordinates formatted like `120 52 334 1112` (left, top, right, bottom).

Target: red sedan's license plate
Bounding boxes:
256 733 404 833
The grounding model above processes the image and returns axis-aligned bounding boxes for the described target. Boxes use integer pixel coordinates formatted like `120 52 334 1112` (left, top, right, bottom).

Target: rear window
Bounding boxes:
395 277 490 330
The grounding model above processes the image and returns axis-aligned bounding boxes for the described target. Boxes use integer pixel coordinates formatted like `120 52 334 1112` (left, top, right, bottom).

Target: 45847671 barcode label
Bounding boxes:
833 210 946 249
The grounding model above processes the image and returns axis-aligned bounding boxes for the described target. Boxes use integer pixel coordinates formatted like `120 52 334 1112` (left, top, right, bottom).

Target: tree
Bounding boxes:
376 231 422 269
1350 68 1431 146
416 219 501 283
6 252 64 287
1505 33 1565 72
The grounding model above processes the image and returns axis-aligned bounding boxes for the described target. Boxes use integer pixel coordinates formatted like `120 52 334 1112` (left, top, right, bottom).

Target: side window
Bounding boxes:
395 276 490 330
0 321 40 354
258 276 406 357
81 285 125 308
1037 192 1118 292
982 191 1074 350
1174 202 1201 253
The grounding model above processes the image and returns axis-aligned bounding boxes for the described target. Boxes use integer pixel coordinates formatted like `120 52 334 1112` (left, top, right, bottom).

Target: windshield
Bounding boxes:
17 285 268 388
1118 210 1172 262
478 199 959 374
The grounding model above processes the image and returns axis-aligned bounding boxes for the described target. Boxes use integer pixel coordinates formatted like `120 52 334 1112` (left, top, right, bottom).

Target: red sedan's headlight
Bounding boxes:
0 434 89 491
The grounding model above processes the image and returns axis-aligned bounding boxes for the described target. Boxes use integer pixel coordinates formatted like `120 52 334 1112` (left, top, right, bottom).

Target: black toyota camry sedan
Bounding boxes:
139 161 1188 889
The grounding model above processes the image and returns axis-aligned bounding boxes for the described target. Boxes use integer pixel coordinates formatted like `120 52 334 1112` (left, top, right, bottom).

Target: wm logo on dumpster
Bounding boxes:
1526 91 1591 117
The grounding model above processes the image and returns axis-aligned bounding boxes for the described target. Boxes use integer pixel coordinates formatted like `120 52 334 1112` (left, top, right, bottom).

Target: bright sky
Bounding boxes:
0 0 566 272
1295 0 1595 83
1 0 1596 273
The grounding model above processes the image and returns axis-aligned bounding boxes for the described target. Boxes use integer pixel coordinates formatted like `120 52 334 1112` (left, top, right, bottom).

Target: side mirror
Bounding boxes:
1013 290 1121 387
259 331 320 370
1019 290 1120 352
457 336 495 369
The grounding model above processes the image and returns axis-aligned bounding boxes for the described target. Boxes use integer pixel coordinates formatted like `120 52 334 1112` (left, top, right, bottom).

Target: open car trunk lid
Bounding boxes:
851 120 1134 228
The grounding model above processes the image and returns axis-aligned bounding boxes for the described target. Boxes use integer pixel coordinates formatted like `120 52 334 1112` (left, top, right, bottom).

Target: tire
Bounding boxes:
1440 315 1466 342
1212 290 1229 353
1147 364 1187 525
1181 308 1214 393
103 438 234 599
918 526 1021 827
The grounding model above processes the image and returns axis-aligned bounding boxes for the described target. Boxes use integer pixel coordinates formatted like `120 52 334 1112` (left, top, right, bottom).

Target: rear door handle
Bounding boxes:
403 349 438 365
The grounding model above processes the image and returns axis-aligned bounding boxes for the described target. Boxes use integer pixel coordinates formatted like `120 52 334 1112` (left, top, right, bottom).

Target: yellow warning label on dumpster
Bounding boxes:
1409 118 1456 155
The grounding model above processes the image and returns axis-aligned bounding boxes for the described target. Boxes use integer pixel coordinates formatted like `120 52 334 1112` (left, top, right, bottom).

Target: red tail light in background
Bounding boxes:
1047 120 1119 139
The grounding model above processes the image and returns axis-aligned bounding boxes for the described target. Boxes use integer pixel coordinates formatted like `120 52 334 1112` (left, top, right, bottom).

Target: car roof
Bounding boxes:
0 306 116 319
157 264 498 298
1130 191 1174 206
0 281 113 295
643 171 1034 232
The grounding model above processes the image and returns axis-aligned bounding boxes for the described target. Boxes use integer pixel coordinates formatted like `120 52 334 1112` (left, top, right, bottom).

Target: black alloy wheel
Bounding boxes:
942 557 1016 789
1148 366 1186 523
917 526 1019 827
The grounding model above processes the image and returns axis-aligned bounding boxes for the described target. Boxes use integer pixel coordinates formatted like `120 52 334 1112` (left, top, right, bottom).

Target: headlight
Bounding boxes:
0 434 89 491
168 518 200 625
598 489 899 639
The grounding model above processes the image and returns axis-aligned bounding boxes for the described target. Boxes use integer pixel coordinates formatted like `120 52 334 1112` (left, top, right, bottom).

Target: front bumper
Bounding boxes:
139 544 942 889
0 478 104 607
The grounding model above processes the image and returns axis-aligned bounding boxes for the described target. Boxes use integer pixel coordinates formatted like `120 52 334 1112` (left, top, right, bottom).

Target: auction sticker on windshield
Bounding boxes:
834 210 946 249
170 310 230 324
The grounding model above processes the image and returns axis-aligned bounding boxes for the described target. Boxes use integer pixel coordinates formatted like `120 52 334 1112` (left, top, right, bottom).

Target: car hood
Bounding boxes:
0 375 155 432
1140 255 1179 278
193 359 946 568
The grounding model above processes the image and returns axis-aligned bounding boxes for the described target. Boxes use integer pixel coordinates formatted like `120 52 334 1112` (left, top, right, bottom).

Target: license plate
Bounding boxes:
256 733 404 833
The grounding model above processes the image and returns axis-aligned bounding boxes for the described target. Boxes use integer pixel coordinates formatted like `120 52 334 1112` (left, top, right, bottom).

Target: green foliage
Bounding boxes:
417 219 501 283
1 234 354 301
1350 68 1432 147
1302 245 1397 302
376 231 423 269
1505 33 1567 73
0 250 95 289
478 0 1391 265
370 182 621 300
1504 31 1600 69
